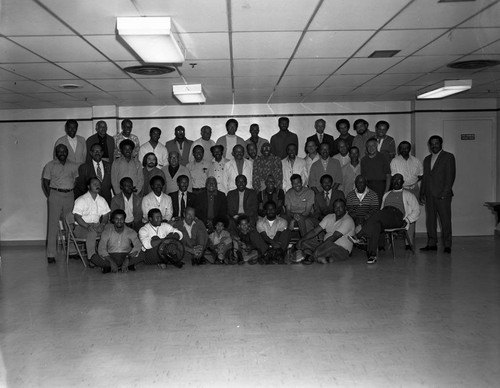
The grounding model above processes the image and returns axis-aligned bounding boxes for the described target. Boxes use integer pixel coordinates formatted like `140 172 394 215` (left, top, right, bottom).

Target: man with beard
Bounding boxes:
141 152 166 196
138 127 169 168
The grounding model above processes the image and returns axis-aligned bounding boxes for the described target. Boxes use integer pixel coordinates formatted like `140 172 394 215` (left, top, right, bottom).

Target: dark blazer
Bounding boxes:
169 190 196 218
165 139 193 166
110 192 143 229
195 190 227 225
305 133 336 157
379 135 396 160
421 150 456 199
171 218 208 251
86 134 115 162
75 160 113 204
227 188 258 225
313 189 345 220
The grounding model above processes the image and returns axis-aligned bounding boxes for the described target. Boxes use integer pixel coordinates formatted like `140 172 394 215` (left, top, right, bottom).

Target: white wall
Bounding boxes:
0 99 496 241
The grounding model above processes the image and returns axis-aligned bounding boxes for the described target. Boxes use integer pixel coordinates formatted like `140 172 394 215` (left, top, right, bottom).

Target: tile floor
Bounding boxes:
0 236 499 387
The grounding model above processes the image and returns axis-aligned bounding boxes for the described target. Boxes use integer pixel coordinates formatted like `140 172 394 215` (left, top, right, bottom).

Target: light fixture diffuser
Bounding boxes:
116 17 184 63
417 79 472 99
173 84 206 104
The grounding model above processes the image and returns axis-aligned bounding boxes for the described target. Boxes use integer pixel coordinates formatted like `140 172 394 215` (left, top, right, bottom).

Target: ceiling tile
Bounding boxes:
310 0 411 30
272 87 314 97
86 79 147 92
278 75 327 88
181 33 230 60
361 73 422 87
470 39 500 55
28 92 79 102
85 35 137 61
136 78 184 92
114 62 181 79
0 63 76 80
309 86 356 96
295 31 374 59
233 59 288 77
108 91 155 100
182 77 232 89
0 80 56 93
285 58 346 76
355 29 447 58
232 0 317 31
0 38 44 63
180 60 231 78
38 79 101 92
0 67 28 81
234 76 278 89
233 32 301 59
336 58 402 74
321 74 374 88
416 28 500 56
449 0 500 28
11 36 107 62
57 62 128 79
384 55 461 74
269 95 305 104
385 0 497 29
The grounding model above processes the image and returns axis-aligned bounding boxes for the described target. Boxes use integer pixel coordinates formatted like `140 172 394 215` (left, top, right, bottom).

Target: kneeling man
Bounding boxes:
296 198 355 264
91 209 144 273
172 207 209 266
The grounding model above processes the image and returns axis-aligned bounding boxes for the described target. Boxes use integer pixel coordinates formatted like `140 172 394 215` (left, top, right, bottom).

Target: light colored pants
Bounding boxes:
46 190 74 258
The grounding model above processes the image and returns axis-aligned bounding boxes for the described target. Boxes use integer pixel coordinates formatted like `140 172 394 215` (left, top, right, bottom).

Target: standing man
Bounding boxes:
110 177 143 231
304 119 336 157
114 119 140 160
360 138 391 204
208 144 229 193
216 119 246 160
304 140 320 183
162 151 192 194
333 139 350 167
245 123 268 158
166 125 193 166
308 143 343 194
252 142 282 192
420 135 456 253
111 139 144 195
390 141 423 199
375 120 396 160
281 143 307 193
86 120 115 163
333 119 354 154
138 127 169 168
54 119 87 165
351 119 376 159
42 144 79 263
75 143 113 204
270 117 298 160
189 125 215 163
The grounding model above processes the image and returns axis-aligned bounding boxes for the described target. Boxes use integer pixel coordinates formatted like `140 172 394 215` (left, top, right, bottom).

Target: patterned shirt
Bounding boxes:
252 154 283 191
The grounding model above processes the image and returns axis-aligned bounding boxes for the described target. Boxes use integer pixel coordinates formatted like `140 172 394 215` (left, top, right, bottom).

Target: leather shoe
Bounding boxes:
444 247 451 253
47 257 56 264
420 245 437 251
127 265 136 271
102 267 111 274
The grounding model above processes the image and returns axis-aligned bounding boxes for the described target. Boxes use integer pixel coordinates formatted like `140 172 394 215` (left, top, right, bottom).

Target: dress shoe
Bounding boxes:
302 255 314 265
420 245 437 251
127 265 136 271
102 267 111 274
405 244 412 251
444 247 451 254
47 257 56 264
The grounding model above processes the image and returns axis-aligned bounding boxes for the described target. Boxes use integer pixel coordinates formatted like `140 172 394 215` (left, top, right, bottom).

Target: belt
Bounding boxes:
51 187 73 193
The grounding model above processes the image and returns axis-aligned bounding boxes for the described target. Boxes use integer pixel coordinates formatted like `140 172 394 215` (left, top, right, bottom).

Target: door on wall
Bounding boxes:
443 119 495 236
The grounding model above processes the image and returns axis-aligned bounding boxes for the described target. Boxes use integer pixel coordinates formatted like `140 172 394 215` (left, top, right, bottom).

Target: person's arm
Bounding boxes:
296 225 323 249
42 178 51 198
441 154 456 198
96 212 109 233
302 192 314 216
384 173 391 193
128 230 142 257
323 230 343 244
139 226 152 250
111 163 120 194
97 228 111 259
165 196 173 221
404 191 421 224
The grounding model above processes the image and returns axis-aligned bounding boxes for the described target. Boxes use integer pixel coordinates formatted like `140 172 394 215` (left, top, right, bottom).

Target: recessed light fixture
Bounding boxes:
124 65 176 75
173 84 206 104
417 79 472 99
368 50 400 58
59 84 83 89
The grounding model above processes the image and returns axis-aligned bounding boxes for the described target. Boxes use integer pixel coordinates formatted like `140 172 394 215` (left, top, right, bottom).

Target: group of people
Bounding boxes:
42 115 455 271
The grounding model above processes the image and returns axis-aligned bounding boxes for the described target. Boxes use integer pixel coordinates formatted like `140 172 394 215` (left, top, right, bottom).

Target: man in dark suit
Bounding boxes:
375 120 396 160
195 176 227 233
86 120 115 163
420 135 456 253
313 174 345 221
304 119 336 157
227 175 258 227
75 143 113 204
165 125 193 166
110 177 143 231
169 175 196 219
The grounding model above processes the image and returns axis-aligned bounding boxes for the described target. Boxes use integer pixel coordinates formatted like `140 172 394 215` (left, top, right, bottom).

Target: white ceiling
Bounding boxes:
0 0 499 109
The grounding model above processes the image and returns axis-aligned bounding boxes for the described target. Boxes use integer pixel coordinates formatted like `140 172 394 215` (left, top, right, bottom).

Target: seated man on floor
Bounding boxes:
346 174 380 232
73 177 111 265
312 174 345 222
206 216 233 264
349 174 420 264
296 198 355 265
91 209 144 273
138 208 184 269
256 201 291 264
172 207 209 266
233 215 271 265
141 176 173 223
110 177 143 231
284 173 315 237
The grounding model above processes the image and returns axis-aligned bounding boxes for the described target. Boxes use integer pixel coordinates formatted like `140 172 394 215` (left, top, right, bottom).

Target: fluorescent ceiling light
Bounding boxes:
116 17 184 63
417 79 472 99
173 84 206 104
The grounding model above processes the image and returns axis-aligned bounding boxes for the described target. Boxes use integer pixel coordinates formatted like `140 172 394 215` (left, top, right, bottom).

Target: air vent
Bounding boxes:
368 50 400 58
447 60 500 69
60 84 83 89
124 65 176 75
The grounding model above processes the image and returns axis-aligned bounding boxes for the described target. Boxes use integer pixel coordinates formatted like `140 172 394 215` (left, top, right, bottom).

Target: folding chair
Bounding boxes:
385 225 414 260
64 213 88 267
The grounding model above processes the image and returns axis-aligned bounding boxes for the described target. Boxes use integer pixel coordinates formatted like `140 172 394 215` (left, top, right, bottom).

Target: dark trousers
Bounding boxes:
139 248 167 265
238 229 269 255
367 179 386 204
302 238 350 262
268 229 292 249
425 196 452 248
90 252 144 268
359 206 405 256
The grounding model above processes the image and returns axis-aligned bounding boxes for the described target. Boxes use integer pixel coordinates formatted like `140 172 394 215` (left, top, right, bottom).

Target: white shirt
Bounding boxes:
390 155 423 188
334 153 350 168
141 192 173 222
73 192 110 224
189 138 215 162
139 222 183 250
355 189 368 202
123 194 134 223
67 135 77 153
430 150 442 170
225 135 238 160
138 142 169 168
224 159 253 192
282 157 308 192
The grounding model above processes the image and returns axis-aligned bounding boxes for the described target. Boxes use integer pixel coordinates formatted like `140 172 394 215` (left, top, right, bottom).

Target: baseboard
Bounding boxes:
1 240 45 246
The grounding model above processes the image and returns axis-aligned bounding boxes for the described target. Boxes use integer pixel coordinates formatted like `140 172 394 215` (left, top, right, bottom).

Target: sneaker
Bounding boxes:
367 256 377 264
